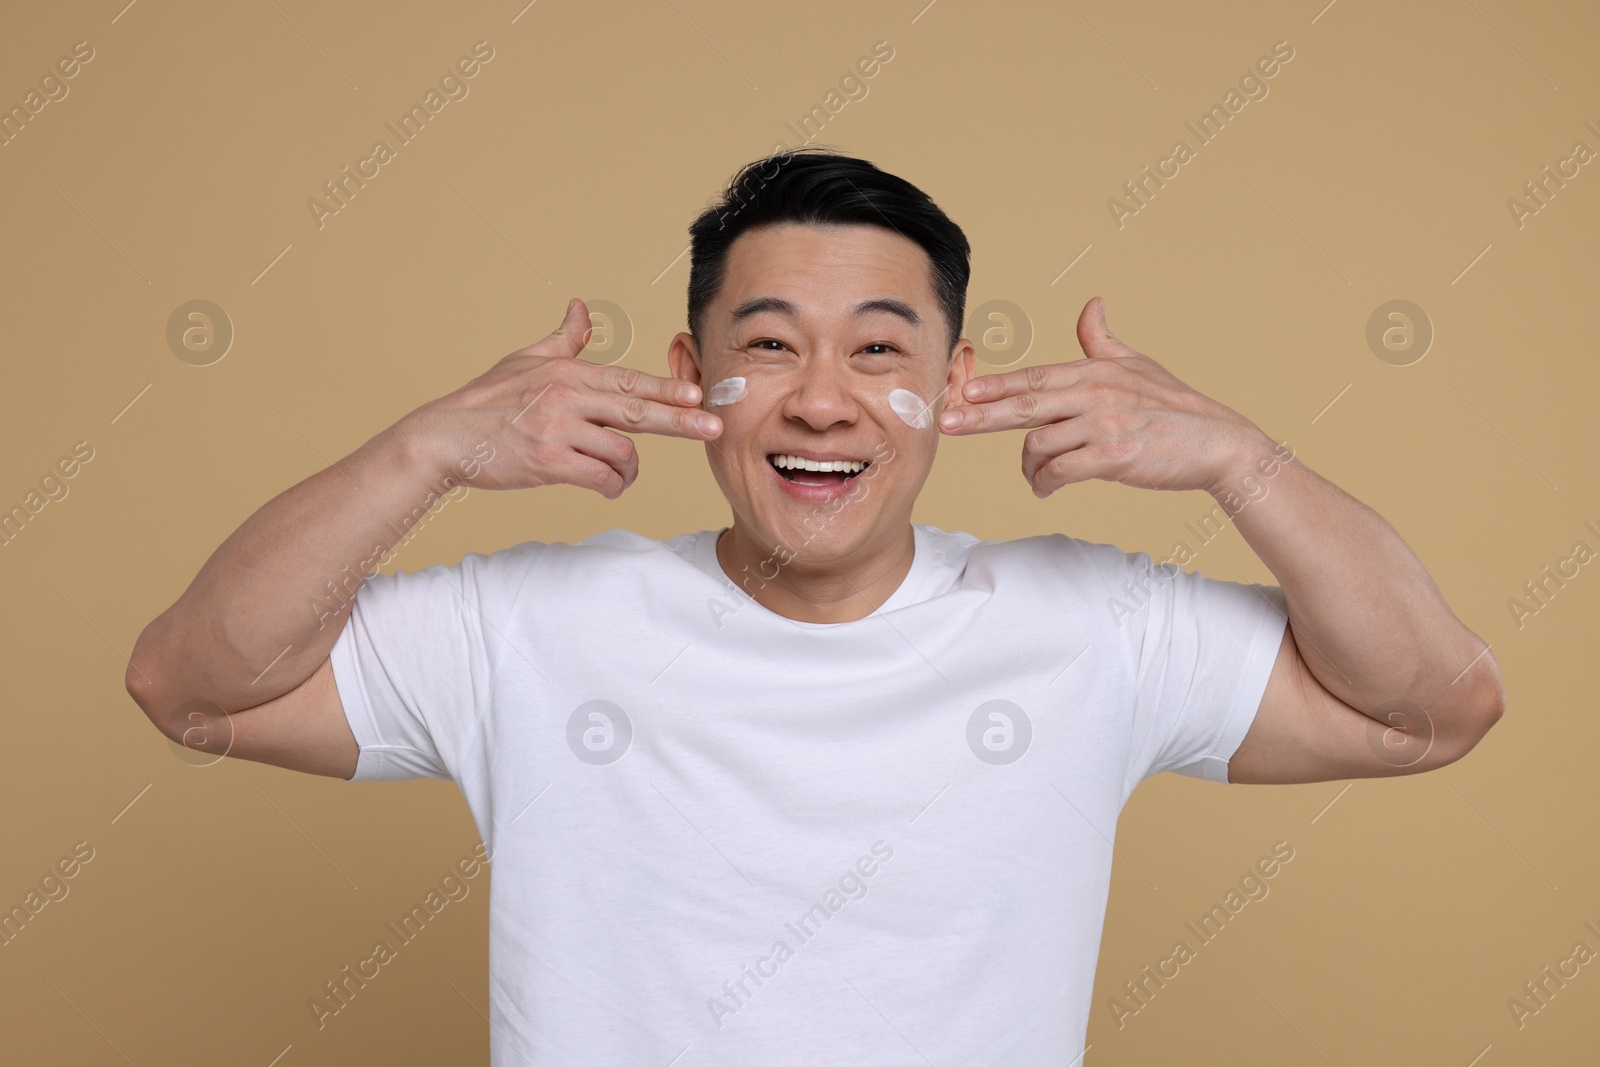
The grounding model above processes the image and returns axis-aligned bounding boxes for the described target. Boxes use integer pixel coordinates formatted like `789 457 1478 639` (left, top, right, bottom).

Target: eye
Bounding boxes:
751 338 789 351
861 343 900 355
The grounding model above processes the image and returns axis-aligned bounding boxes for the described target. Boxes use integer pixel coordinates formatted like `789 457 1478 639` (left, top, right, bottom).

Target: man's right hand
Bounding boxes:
398 297 722 500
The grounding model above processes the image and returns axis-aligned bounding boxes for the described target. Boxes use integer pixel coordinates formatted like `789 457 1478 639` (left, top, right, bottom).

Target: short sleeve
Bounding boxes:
328 541 544 781
1124 552 1288 785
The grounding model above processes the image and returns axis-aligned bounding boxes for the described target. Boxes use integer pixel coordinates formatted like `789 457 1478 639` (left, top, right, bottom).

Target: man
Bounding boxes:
126 148 1504 1064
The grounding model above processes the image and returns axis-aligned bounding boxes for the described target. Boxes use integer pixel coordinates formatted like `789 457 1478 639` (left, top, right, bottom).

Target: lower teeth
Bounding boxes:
778 466 858 483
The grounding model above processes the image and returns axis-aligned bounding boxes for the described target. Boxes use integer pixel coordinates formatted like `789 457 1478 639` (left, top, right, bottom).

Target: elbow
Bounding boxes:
1480 679 1507 733
1473 682 1507 750
1431 660 1507 767
124 628 174 737
125 659 165 735
1448 700 1503 764
1470 649 1508 738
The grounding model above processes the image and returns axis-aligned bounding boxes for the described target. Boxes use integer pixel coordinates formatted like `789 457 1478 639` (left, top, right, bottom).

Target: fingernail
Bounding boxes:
964 381 983 398
940 410 963 429
698 415 720 435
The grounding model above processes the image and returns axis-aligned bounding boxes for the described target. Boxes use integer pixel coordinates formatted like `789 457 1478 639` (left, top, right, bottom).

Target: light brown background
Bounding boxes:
2 0 1596 1063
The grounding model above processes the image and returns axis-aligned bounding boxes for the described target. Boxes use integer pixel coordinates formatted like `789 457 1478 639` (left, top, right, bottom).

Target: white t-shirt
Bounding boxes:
330 523 1287 1065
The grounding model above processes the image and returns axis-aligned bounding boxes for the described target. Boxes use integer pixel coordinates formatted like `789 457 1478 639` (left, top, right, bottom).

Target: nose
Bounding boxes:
780 352 861 432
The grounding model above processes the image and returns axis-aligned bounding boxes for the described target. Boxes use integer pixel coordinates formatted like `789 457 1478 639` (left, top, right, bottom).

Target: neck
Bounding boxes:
715 521 916 624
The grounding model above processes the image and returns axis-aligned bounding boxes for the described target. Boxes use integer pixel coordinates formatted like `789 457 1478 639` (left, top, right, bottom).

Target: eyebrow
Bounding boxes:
728 296 923 330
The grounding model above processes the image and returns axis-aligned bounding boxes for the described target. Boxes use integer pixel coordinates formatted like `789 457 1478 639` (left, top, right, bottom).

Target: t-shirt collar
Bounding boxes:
692 524 930 624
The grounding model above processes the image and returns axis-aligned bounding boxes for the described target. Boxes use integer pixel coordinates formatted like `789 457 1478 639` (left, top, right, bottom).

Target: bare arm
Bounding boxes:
939 295 1505 784
128 428 439 717
1219 437 1505 783
125 298 721 777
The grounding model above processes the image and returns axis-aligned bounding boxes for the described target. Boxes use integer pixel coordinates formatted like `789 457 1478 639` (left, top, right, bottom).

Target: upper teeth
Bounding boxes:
770 454 867 473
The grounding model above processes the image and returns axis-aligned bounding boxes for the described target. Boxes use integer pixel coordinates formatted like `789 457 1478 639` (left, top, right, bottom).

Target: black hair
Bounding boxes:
686 146 971 359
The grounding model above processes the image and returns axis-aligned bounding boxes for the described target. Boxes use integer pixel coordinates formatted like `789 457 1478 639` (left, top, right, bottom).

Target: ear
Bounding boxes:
941 338 977 411
667 332 704 390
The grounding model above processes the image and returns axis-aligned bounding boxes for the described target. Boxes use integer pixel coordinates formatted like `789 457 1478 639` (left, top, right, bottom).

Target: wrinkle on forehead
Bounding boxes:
715 224 937 337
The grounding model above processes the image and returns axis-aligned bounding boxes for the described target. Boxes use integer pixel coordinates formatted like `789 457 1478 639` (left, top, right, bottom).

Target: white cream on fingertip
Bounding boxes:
888 387 936 429
706 377 747 406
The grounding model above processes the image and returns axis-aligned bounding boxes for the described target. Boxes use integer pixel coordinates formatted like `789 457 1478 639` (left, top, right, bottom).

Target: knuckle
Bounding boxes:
616 366 641 394
1011 392 1039 420
621 395 648 424
530 439 565 465
549 357 586 384
1025 365 1049 392
457 381 495 410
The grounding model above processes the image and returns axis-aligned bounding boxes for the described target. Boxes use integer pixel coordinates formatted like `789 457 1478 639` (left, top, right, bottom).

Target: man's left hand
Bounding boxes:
938 297 1268 498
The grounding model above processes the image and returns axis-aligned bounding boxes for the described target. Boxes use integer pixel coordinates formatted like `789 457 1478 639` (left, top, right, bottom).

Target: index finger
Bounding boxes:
582 387 723 441
591 363 704 407
960 360 1086 404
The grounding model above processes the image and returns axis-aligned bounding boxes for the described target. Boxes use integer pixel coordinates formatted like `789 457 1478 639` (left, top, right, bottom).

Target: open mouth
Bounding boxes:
767 453 871 487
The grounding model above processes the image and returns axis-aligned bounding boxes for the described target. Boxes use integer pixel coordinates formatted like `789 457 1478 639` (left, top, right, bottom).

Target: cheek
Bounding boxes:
705 384 772 437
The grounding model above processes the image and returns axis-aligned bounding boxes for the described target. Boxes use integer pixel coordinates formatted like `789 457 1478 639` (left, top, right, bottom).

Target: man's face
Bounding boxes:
668 222 974 565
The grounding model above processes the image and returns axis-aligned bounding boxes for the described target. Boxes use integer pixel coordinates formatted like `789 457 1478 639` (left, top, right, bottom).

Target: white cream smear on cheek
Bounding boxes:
706 377 747 406
888 387 936 429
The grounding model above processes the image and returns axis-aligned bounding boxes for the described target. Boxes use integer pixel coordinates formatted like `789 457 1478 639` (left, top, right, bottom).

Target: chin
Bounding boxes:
742 495 888 563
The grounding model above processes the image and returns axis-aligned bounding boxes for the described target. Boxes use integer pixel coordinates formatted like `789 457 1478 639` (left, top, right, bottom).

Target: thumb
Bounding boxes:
1076 296 1121 358
547 297 594 357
